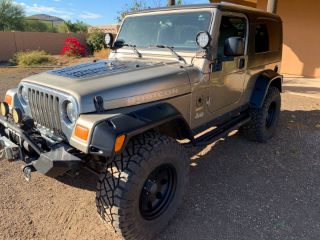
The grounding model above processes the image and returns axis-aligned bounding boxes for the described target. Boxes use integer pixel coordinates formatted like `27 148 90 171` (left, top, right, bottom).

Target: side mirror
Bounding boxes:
105 33 114 48
113 39 125 50
224 37 245 56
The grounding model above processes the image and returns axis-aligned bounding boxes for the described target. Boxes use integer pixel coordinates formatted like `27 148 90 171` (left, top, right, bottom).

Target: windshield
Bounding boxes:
117 11 212 51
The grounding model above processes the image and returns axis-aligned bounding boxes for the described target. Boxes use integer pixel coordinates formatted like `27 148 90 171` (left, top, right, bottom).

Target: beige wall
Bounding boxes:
0 32 87 62
258 0 320 78
212 0 320 78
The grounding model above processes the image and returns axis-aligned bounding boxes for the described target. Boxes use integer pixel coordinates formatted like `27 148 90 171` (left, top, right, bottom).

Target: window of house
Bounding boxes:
255 20 281 53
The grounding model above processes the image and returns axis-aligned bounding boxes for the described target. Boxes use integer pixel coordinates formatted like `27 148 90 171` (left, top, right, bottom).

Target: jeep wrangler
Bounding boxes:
0 3 283 240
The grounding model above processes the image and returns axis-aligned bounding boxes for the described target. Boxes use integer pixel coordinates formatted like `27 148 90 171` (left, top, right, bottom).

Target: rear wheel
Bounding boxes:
241 86 281 142
96 132 189 240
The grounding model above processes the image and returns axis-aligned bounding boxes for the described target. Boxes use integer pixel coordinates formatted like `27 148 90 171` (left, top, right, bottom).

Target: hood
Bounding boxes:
21 59 192 113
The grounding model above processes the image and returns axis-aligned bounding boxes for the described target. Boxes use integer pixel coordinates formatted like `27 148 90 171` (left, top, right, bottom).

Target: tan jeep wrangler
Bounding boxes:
0 3 282 240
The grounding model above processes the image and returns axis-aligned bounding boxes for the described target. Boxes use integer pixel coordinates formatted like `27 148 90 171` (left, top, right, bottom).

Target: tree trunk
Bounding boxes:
168 0 175 6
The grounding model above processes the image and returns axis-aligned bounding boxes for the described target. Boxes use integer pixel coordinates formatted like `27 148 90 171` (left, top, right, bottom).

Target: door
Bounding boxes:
208 14 248 113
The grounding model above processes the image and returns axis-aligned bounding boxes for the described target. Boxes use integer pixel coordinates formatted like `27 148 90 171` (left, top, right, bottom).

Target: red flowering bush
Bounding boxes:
61 38 86 57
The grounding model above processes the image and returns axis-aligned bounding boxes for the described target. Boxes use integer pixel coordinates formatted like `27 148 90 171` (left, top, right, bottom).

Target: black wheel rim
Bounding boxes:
266 102 277 128
139 164 177 220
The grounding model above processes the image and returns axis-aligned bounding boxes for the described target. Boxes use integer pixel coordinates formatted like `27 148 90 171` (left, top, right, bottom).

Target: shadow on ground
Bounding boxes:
55 109 320 240
56 169 98 191
284 86 320 95
159 109 320 240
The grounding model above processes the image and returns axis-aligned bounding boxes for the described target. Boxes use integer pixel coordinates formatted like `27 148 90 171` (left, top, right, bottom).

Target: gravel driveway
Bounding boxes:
0 68 319 240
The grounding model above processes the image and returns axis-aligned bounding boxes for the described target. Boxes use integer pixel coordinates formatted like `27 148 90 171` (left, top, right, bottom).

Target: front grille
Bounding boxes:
28 89 63 135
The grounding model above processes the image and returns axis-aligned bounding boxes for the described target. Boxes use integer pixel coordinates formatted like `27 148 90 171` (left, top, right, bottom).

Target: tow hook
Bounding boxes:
22 165 36 182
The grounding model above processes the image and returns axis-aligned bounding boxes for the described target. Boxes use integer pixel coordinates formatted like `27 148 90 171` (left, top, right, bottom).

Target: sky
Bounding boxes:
13 0 210 26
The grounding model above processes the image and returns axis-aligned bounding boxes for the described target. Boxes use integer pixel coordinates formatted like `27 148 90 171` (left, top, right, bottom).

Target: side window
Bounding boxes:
255 24 269 52
217 16 247 57
255 20 281 53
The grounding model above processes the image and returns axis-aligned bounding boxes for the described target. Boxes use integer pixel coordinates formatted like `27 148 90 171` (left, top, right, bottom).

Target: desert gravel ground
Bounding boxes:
0 68 319 240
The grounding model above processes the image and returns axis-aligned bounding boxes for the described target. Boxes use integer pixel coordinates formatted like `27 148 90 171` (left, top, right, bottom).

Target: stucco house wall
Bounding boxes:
257 0 320 77
212 0 320 78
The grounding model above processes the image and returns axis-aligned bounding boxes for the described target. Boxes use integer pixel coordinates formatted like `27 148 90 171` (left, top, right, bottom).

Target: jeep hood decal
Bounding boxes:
22 59 192 113
49 60 162 79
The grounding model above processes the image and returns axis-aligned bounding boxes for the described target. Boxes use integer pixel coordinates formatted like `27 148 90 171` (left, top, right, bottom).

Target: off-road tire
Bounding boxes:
241 86 281 142
96 131 189 240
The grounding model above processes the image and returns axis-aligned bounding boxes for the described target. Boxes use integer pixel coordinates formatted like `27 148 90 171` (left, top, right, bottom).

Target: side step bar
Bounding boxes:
188 115 251 147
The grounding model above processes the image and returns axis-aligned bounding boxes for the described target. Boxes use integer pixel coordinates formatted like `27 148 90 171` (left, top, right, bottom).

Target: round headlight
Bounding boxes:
66 101 78 124
19 86 28 105
196 31 211 49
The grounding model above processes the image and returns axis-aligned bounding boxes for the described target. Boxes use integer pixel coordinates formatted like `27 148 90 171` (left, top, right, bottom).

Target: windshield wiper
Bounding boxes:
151 44 187 64
123 44 142 58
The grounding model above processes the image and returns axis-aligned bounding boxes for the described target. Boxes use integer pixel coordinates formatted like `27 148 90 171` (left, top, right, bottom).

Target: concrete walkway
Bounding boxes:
283 77 320 99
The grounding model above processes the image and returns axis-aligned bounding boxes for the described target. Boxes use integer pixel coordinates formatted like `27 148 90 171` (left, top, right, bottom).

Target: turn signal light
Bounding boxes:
114 134 126 152
5 95 12 106
0 102 9 116
75 124 89 141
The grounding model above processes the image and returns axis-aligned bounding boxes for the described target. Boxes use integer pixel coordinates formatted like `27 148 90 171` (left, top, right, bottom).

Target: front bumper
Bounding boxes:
0 116 82 178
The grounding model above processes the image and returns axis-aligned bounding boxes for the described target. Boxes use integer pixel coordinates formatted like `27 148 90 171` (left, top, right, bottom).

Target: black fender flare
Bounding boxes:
89 103 191 158
250 70 283 108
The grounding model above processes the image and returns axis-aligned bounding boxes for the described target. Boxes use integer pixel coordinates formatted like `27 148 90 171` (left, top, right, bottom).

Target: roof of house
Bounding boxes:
89 24 120 34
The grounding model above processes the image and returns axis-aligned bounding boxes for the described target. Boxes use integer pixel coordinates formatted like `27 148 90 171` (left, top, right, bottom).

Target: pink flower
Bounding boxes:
61 38 86 57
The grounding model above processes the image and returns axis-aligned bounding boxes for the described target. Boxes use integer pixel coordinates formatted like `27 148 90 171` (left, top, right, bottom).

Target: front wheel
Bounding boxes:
96 132 189 240
241 86 281 142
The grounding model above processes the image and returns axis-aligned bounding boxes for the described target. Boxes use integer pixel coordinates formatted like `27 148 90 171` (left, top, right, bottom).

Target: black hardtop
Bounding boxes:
129 3 281 22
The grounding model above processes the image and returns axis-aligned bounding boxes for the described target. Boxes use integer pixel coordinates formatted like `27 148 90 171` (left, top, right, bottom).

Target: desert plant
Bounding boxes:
23 20 50 32
61 38 86 57
10 50 55 67
74 20 89 33
86 30 106 54
0 0 25 31
57 22 69 33
61 20 89 33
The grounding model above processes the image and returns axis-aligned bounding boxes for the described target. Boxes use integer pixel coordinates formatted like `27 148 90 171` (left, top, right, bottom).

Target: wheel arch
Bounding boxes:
89 102 192 158
250 70 283 108
155 117 192 140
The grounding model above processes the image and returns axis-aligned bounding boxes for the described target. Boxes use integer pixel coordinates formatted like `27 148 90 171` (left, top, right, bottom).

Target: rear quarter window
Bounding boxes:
255 19 282 53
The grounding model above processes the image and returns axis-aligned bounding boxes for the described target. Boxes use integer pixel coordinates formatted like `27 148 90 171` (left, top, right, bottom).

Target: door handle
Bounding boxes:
238 58 245 69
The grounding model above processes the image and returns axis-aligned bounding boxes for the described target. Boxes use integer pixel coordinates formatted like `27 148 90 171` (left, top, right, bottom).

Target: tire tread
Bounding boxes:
96 131 188 239
241 86 281 142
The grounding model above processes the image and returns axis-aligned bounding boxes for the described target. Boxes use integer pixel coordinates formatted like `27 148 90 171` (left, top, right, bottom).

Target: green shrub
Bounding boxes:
11 50 55 67
57 22 69 33
24 19 47 32
86 30 106 54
